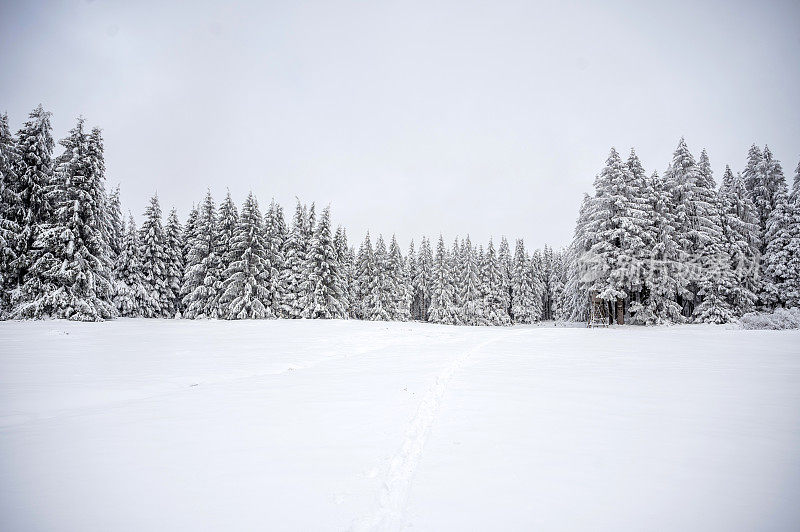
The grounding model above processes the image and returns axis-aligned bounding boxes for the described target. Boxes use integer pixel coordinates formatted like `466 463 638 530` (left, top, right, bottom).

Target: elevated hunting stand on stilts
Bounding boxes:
588 291 608 328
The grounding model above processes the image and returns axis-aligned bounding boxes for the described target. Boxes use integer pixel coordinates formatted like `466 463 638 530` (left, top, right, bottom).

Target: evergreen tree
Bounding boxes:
279 201 308 318
498 236 513 318
482 239 511 325
0 113 21 312
365 235 392 321
511 239 539 323
414 236 434 321
407 240 420 319
300 206 347 319
264 199 287 316
11 105 54 287
719 167 760 315
761 188 796 308
182 191 221 318
215 191 239 313
163 208 184 317
334 225 353 317
459 236 482 325
12 118 114 320
139 194 170 317
691 149 735 323
664 139 731 321
219 193 273 319
428 235 457 324
106 185 124 259
388 235 410 321
115 215 152 316
354 232 375 320
751 146 788 249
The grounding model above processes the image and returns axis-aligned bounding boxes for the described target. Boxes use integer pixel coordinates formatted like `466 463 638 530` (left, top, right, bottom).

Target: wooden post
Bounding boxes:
616 298 624 325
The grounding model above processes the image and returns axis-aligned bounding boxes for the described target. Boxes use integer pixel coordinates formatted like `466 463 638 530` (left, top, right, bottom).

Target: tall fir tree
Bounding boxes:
428 235 458 325
11 105 54 287
215 191 239 313
719 167 760 315
139 194 170 317
354 232 375 320
264 199 287 316
0 113 21 312
280 201 308 318
511 239 539 323
12 118 114 320
163 208 184 317
300 206 347 319
182 191 221 318
459 236 483 325
388 234 410 321
482 239 511 325
115 215 152 316
218 193 273 319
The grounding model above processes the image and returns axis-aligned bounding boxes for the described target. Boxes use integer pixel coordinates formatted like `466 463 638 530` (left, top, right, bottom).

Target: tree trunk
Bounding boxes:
616 298 624 325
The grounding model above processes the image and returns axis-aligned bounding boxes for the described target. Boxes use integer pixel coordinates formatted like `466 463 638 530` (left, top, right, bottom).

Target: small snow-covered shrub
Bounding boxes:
739 307 800 330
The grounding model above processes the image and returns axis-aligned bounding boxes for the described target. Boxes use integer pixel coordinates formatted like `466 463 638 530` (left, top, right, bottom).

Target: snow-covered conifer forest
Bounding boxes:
1 106 798 325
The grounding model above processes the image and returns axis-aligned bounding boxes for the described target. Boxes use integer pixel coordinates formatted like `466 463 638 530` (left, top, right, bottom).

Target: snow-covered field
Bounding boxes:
1 320 799 531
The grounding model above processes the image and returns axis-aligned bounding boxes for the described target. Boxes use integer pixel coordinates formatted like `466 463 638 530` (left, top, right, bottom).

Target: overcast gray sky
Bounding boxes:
1 0 799 250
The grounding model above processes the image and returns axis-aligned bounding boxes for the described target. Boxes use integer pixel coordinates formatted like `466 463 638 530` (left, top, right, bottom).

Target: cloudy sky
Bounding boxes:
1 0 799 249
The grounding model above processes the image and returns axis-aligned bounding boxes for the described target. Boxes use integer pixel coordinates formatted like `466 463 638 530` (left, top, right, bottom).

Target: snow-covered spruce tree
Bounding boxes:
354 232 375 320
662 140 731 321
182 191 221 319
751 146 788 250
793 160 800 196
407 240 420 319
643 171 684 324
459 236 483 325
216 191 239 269
482 239 511 325
511 239 539 323
334 225 352 317
115 215 152 316
719 167 760 315
691 150 735 323
0 113 21 313
761 187 796 308
428 235 457 324
218 193 273 319
581 148 641 323
215 191 239 314
12 118 115 321
498 236 513 319
279 201 309 318
163 208 184 317
450 239 464 324
106 185 124 259
138 194 170 317
87 127 114 270
264 199 287 316
623 149 659 323
10 105 54 288
365 235 392 321
537 246 552 320
388 235 410 321
561 195 593 323
414 236 434 321
299 206 347 319
548 248 566 322
529 248 546 321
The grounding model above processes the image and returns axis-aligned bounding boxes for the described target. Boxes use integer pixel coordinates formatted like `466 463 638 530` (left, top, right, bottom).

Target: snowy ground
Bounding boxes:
1 320 799 531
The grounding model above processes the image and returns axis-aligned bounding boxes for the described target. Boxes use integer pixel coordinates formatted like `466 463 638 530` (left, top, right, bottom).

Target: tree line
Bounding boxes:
558 140 800 324
0 105 797 324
